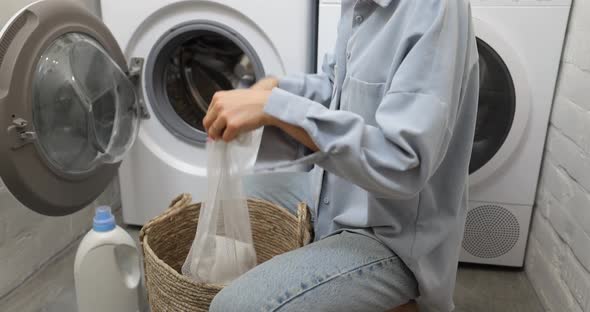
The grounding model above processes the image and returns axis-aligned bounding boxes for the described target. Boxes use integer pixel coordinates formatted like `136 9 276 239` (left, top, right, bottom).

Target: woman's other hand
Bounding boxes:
250 77 279 91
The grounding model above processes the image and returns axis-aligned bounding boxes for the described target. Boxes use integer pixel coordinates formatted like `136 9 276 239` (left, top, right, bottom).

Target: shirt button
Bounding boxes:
355 15 364 24
323 197 330 205
347 51 351 59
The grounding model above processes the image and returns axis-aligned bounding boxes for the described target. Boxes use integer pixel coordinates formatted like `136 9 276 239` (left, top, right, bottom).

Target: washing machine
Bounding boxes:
317 0 571 267
101 0 317 225
0 0 316 219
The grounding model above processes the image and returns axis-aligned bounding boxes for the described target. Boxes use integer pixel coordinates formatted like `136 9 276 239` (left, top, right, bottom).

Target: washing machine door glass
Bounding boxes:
470 39 516 174
33 33 138 173
0 0 139 216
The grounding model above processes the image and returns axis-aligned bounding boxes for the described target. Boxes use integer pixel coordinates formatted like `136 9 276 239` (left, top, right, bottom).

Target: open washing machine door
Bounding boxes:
0 0 149 216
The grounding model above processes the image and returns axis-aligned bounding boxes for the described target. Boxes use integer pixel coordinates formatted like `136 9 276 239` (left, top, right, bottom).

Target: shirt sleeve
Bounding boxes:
277 53 336 108
258 2 477 199
254 54 336 171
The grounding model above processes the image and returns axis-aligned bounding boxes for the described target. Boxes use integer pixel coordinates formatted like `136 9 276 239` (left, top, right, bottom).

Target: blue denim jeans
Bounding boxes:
212 173 419 311
243 172 316 213
209 231 418 312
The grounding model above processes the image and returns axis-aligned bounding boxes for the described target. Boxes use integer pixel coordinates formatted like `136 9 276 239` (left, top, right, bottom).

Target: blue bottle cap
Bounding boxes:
93 206 116 232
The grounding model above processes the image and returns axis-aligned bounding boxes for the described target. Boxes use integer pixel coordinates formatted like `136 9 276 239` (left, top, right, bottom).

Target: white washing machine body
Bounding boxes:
316 0 571 266
99 0 317 225
0 0 315 221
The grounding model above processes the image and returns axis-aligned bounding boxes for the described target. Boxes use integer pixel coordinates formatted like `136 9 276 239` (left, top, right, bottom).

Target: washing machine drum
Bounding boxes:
165 35 255 128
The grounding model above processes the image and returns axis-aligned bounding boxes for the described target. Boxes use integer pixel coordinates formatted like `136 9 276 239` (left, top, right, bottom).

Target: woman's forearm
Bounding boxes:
254 79 319 152
268 117 319 152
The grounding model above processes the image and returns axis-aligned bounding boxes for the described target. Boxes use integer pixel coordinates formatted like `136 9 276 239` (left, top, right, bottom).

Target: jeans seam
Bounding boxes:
269 255 398 312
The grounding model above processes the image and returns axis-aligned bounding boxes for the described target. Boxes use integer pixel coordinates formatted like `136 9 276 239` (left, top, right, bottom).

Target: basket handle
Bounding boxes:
166 193 193 213
139 193 192 243
296 202 314 246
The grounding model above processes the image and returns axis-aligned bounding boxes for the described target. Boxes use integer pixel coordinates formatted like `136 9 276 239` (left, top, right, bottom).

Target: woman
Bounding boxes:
204 0 479 311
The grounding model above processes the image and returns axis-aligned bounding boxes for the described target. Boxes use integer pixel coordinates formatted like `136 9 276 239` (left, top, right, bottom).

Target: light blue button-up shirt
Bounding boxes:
256 0 479 310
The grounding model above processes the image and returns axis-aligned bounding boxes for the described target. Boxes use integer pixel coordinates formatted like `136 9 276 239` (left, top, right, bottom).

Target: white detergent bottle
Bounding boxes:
74 206 141 312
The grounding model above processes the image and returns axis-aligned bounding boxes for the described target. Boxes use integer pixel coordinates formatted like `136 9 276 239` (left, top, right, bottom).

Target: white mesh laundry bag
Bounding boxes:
182 129 263 284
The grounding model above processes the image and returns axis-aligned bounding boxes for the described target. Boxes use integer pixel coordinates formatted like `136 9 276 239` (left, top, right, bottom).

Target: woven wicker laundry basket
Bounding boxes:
139 194 313 312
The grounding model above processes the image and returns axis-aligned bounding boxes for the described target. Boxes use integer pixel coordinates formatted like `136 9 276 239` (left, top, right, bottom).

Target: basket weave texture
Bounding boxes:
139 194 313 312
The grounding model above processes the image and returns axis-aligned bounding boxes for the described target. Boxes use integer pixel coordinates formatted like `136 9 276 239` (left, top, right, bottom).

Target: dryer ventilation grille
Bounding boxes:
462 205 520 259
0 13 27 69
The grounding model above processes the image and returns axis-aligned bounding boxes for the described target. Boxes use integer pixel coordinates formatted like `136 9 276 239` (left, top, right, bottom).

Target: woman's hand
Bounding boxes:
202 77 319 151
203 89 275 142
250 77 279 91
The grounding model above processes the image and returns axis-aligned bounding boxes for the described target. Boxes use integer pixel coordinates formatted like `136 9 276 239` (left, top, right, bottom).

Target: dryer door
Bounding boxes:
0 0 141 216
470 38 516 174
469 18 532 186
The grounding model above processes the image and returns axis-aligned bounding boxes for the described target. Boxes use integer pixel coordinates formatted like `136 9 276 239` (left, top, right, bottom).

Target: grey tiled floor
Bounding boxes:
42 227 544 312
454 265 544 312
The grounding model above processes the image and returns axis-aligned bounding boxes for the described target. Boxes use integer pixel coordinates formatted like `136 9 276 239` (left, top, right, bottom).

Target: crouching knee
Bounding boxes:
209 283 268 312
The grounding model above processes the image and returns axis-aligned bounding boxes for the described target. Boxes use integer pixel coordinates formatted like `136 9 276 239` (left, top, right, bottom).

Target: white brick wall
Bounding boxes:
526 0 590 311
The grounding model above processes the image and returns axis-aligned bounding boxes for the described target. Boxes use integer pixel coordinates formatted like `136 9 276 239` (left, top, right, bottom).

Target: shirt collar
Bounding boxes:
372 0 393 7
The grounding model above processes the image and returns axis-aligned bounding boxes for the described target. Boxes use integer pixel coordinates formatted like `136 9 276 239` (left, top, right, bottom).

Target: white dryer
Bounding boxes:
463 0 571 267
0 0 316 220
317 0 571 267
